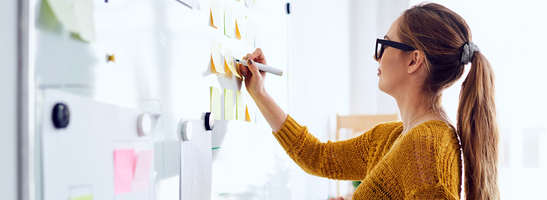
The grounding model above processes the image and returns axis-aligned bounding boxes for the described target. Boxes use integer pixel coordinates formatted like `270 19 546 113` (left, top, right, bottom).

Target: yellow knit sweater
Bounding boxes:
273 115 462 200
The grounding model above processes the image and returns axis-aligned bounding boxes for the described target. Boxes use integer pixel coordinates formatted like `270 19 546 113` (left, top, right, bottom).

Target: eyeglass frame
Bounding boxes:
375 38 416 60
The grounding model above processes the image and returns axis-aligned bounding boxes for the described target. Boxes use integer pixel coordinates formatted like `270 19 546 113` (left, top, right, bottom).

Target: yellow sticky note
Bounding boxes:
246 17 254 47
224 89 234 120
211 42 224 74
236 91 245 121
210 0 222 29
235 13 246 40
45 0 95 42
224 5 235 38
224 48 241 78
70 195 93 200
210 87 221 120
245 106 251 122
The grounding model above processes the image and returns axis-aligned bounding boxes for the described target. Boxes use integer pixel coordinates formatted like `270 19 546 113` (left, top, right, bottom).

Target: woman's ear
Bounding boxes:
407 50 425 74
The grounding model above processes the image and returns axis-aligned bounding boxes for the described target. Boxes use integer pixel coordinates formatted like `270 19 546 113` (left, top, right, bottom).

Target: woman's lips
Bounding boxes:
378 69 381 76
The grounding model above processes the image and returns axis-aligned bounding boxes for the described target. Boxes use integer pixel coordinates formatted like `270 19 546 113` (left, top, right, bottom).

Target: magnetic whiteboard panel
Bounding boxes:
41 89 158 200
33 0 290 199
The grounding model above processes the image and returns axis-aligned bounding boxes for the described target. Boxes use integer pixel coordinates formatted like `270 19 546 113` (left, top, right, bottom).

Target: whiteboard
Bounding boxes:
33 0 290 199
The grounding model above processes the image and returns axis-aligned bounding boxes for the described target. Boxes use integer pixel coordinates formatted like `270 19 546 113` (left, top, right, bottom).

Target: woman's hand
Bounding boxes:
329 197 345 200
238 48 267 97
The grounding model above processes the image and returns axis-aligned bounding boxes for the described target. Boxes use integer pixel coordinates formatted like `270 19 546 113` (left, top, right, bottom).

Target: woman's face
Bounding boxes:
374 17 413 96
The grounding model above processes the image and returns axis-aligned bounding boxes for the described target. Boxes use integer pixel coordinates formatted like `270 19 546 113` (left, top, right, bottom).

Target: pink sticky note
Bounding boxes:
132 150 154 192
114 149 135 194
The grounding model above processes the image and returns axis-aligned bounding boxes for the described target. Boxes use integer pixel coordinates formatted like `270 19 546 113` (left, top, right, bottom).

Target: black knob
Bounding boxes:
52 103 70 129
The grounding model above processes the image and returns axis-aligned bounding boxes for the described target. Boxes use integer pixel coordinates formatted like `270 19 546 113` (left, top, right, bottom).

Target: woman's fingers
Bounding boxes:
250 48 267 65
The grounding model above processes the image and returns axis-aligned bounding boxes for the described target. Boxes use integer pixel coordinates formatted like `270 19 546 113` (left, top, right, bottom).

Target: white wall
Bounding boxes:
288 0 351 199
0 0 19 199
288 0 408 199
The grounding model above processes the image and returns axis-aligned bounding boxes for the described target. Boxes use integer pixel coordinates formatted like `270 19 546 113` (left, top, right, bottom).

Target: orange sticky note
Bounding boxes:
211 41 224 74
245 106 251 122
235 12 246 40
210 0 221 28
224 48 240 78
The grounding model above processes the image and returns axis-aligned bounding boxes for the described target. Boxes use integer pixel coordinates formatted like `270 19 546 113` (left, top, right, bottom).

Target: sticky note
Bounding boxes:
210 87 221 120
114 149 135 194
45 0 79 33
235 13 246 40
133 150 154 192
236 91 245 121
224 48 241 78
246 17 254 47
134 150 154 181
224 6 235 38
245 106 251 122
224 89 234 120
211 42 224 74
70 195 93 200
210 0 222 29
72 0 95 42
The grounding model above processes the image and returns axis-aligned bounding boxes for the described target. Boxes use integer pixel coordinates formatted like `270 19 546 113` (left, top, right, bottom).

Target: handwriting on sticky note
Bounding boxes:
224 48 240 78
224 89 234 120
114 149 134 194
210 87 221 120
211 42 224 74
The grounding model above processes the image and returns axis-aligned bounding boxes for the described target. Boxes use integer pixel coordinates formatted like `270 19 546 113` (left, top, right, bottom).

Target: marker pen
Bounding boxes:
236 59 283 76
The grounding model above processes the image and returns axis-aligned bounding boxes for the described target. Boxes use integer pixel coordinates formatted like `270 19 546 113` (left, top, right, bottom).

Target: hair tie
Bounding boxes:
461 42 480 64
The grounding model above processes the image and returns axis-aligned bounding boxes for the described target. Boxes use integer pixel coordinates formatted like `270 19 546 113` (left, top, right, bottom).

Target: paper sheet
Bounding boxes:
224 6 235 38
132 150 154 192
210 0 222 29
224 89 234 120
236 91 245 121
70 195 93 200
246 17 255 47
114 149 135 194
235 12 246 40
211 42 224 74
210 87 221 120
181 120 212 200
224 48 240 78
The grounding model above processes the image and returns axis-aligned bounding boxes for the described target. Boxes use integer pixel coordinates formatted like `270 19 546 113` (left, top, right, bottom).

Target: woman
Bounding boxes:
237 3 499 200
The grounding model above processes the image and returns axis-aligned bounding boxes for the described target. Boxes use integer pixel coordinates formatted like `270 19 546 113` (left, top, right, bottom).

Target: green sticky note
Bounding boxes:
224 89 234 120
71 195 93 200
224 5 234 38
210 87 221 120
236 90 245 121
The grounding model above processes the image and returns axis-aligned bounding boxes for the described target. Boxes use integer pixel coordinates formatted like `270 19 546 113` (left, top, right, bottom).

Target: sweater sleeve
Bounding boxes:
273 115 383 181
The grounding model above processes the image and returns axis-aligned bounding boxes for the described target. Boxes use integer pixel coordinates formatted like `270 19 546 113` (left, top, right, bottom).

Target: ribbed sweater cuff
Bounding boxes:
273 115 304 151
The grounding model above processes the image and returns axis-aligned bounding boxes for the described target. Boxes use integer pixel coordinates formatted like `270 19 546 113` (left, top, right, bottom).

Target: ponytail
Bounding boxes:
457 52 500 199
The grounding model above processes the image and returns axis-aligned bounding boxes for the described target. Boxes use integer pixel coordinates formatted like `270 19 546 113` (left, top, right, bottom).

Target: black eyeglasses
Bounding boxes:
375 38 416 60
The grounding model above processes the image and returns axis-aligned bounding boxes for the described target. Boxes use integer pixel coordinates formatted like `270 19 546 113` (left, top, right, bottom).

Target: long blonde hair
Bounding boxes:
399 3 500 199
